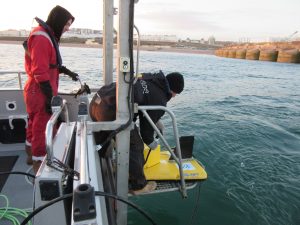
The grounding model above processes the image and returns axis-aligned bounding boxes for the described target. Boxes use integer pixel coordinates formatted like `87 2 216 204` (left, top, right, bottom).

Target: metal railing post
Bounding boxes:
45 99 69 163
138 105 188 198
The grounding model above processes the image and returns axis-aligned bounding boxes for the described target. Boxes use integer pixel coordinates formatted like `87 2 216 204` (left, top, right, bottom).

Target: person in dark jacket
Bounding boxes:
134 71 184 149
89 71 184 194
24 5 77 174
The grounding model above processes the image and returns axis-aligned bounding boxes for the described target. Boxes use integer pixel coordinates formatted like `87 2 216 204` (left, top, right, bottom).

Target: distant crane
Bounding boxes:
286 31 298 41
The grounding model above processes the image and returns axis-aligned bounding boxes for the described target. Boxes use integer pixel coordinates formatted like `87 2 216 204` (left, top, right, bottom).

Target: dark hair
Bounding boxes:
166 72 184 94
46 5 74 41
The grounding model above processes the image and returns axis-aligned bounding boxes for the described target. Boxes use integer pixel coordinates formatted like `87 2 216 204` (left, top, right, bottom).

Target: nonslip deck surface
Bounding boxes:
0 155 18 191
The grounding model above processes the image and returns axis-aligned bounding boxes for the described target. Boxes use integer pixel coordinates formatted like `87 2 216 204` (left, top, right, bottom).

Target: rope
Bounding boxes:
0 194 32 225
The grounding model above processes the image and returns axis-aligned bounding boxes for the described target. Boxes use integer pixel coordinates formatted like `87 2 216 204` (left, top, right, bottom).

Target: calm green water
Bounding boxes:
1 44 300 225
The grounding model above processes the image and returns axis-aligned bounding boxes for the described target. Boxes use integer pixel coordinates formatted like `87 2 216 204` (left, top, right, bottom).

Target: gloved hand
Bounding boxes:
59 66 79 81
68 71 79 81
148 140 158 150
39 81 53 115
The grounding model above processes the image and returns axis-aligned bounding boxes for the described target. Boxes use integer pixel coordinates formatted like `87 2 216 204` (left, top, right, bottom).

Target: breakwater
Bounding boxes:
215 42 300 63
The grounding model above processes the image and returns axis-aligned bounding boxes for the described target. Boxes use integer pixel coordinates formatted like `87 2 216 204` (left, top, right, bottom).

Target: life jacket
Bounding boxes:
23 17 62 69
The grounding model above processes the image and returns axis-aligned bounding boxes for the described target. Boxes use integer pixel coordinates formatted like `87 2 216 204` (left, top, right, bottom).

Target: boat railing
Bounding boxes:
0 71 26 90
83 104 189 198
77 100 90 184
45 96 70 163
134 25 140 77
138 105 188 198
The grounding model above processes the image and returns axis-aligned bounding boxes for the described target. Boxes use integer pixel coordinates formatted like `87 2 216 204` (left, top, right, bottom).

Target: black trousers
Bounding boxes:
95 124 147 190
129 125 147 190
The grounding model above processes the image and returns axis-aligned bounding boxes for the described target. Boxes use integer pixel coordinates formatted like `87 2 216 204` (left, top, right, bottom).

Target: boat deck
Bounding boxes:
0 143 34 225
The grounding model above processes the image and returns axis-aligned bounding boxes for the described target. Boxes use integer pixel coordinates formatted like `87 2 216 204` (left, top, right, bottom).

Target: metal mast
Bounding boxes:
103 0 114 85
116 0 132 224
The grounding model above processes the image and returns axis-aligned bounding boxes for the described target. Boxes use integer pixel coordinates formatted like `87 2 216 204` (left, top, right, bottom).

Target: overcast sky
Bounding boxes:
1 0 299 41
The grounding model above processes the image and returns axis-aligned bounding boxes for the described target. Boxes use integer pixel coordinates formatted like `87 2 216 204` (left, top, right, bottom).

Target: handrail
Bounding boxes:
0 71 26 90
45 99 69 163
134 25 140 78
79 121 89 184
137 105 187 198
77 99 90 185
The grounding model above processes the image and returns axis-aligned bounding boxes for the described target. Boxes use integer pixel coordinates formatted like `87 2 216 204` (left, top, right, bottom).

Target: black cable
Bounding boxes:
0 171 35 179
20 193 72 225
129 0 135 77
96 191 157 225
123 72 133 84
99 76 134 149
144 149 152 164
187 183 202 225
20 191 157 225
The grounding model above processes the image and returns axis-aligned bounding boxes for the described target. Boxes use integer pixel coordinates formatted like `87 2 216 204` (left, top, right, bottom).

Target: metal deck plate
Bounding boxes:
128 180 201 196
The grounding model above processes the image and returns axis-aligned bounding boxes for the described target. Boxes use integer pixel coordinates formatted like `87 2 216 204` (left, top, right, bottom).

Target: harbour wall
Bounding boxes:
215 42 300 63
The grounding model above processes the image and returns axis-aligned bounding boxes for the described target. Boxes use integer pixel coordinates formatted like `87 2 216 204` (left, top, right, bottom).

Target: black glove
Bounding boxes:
39 81 53 114
67 71 79 81
59 66 79 81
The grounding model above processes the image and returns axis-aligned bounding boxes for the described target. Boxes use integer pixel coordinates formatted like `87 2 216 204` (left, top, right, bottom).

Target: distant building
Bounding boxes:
0 29 20 37
19 29 30 37
208 36 215 45
269 37 286 42
185 38 200 43
63 28 102 38
139 34 178 42
238 37 251 43
0 28 102 39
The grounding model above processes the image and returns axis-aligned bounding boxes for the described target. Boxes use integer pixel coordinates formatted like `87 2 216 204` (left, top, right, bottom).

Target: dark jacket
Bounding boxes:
89 71 172 146
134 71 172 145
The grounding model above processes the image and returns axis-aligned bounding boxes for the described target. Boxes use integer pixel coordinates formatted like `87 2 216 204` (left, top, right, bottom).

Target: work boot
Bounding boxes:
130 181 157 195
25 144 33 165
32 160 42 175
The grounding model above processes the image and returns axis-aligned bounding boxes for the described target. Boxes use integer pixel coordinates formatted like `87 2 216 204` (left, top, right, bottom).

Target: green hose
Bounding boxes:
0 194 32 225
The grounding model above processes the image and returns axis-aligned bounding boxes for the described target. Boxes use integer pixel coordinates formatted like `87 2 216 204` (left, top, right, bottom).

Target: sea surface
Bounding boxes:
1 44 300 225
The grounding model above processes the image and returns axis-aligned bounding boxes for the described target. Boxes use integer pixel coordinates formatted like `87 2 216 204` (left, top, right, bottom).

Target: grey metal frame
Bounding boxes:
100 0 133 224
71 119 108 225
103 0 114 85
138 105 188 198
34 122 76 225
115 0 132 224
45 99 69 163
134 25 140 77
